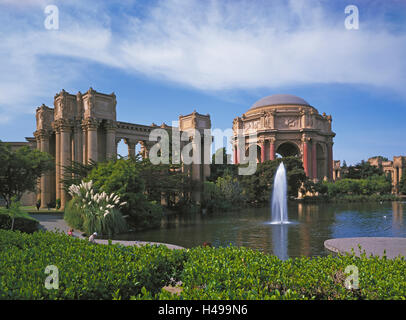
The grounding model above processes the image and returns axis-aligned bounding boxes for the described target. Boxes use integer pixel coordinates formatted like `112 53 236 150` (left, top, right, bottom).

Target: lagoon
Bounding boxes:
110 201 406 259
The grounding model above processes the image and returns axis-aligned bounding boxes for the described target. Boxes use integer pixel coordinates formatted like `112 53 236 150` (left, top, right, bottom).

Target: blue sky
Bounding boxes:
0 0 405 164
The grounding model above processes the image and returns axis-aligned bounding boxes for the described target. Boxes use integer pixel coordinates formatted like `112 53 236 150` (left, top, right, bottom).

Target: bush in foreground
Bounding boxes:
0 230 405 300
64 180 128 236
0 230 186 299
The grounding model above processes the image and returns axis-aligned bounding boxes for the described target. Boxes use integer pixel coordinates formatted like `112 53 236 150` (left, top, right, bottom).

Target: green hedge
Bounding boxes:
157 246 405 300
0 230 186 299
0 210 39 233
1 230 405 300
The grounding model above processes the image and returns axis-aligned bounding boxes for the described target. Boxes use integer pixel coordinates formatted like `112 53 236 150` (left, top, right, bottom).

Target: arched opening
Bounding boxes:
116 139 128 158
276 142 300 158
135 142 142 157
316 143 326 180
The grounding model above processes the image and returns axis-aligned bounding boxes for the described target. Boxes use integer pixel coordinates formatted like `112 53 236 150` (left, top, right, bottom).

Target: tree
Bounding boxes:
86 158 163 229
61 159 97 192
343 160 383 179
137 156 193 208
0 142 54 208
400 173 406 195
8 196 24 231
238 156 306 204
208 148 237 182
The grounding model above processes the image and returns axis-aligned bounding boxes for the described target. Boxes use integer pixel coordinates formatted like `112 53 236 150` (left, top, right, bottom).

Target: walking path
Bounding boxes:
31 213 185 250
324 237 406 259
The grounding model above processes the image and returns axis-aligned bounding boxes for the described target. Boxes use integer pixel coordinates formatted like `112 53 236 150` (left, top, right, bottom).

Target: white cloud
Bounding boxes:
0 0 405 122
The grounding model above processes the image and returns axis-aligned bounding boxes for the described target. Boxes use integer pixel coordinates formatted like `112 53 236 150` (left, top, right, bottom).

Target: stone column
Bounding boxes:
302 136 309 177
394 167 399 187
82 124 87 164
125 139 136 158
105 121 117 160
327 142 333 180
312 141 317 180
73 122 82 163
86 120 99 162
35 136 41 202
60 123 71 210
260 140 265 163
55 128 61 202
269 138 275 161
39 131 51 208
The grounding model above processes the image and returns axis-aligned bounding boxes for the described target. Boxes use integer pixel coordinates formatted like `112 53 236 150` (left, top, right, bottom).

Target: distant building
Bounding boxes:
232 94 336 180
368 156 406 194
4 88 211 208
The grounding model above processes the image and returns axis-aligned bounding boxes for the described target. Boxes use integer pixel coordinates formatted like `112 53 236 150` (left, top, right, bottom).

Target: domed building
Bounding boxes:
232 94 336 180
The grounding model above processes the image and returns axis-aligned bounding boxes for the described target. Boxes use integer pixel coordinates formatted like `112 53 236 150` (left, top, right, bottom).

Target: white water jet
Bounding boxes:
271 162 289 224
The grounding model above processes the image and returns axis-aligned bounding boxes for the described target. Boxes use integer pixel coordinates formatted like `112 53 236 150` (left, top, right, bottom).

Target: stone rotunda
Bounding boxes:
232 94 336 180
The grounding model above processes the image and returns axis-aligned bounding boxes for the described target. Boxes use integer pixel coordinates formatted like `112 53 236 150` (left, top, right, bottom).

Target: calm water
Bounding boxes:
114 201 406 258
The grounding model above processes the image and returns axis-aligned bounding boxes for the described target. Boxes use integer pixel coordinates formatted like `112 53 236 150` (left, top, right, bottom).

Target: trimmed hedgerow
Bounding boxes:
0 230 187 299
154 246 406 300
1 230 405 300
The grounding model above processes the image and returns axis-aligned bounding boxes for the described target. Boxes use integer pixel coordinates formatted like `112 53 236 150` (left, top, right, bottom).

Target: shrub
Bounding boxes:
1 231 405 300
0 229 187 299
155 246 406 300
65 180 128 236
63 198 84 231
86 159 163 229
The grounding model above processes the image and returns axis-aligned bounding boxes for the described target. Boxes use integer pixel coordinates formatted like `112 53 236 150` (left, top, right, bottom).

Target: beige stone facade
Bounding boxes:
20 88 211 209
232 94 336 180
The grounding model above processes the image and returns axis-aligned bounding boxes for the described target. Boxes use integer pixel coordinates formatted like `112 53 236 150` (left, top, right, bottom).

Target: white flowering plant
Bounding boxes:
67 180 128 236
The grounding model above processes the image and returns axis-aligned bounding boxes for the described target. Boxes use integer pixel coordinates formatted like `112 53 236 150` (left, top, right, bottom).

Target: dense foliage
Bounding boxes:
137 157 194 209
0 230 186 299
157 246 406 300
61 159 97 193
0 141 54 208
2 230 404 300
202 175 245 213
238 157 306 204
64 180 128 236
400 173 406 195
86 159 163 230
322 175 392 197
341 160 385 180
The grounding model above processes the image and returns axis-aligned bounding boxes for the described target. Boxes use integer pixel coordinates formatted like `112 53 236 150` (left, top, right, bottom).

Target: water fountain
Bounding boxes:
271 162 289 224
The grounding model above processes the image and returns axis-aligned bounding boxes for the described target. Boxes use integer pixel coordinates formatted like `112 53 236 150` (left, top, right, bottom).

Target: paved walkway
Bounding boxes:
31 213 184 250
324 237 406 259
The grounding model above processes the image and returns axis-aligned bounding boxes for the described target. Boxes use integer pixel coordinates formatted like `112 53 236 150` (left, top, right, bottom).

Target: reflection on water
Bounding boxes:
271 224 288 260
112 201 406 258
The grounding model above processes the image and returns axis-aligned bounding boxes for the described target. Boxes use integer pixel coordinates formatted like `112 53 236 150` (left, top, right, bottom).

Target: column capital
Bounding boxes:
267 136 276 144
124 138 137 147
82 118 100 130
54 119 72 132
326 138 334 146
34 129 51 140
105 120 118 132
